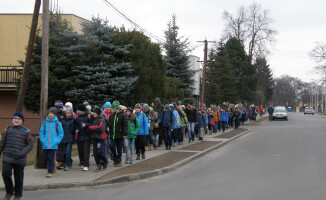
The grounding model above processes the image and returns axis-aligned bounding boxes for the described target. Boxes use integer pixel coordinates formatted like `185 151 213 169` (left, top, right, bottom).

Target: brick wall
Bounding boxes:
0 91 40 134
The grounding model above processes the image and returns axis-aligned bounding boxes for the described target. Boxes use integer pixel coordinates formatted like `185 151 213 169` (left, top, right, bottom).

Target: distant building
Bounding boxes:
0 13 87 133
189 55 201 96
188 55 202 106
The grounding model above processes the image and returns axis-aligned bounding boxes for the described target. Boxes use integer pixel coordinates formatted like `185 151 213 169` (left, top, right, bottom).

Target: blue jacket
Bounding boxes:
171 109 181 129
197 114 207 128
158 109 175 129
220 111 228 122
62 116 76 144
39 116 64 150
136 112 149 136
207 113 214 124
76 112 93 141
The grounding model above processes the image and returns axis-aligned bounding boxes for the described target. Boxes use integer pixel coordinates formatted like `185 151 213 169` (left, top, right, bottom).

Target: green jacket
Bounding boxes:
127 118 140 139
180 111 189 127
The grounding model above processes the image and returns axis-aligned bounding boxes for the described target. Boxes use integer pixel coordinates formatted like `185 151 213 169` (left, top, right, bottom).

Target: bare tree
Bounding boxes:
222 6 248 43
222 2 277 63
310 42 326 76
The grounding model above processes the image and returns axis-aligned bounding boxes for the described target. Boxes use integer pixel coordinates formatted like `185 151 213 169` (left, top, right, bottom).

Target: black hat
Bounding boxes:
77 104 87 112
13 112 24 122
127 107 133 112
93 107 102 116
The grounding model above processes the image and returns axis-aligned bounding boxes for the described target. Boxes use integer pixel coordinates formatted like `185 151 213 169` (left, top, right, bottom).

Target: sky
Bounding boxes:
2 0 326 83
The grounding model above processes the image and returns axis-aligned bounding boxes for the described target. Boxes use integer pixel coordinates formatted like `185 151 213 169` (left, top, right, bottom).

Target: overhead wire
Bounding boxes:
102 0 165 43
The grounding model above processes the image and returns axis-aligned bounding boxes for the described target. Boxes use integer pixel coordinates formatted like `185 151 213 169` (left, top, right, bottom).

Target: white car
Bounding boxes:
272 106 288 121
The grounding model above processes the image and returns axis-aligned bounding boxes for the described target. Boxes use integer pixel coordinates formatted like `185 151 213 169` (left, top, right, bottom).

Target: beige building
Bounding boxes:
0 13 87 133
0 13 86 67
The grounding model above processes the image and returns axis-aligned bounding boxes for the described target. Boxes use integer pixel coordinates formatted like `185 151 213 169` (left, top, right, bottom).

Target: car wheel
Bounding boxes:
313 114 314 115
304 113 306 115
285 118 288 121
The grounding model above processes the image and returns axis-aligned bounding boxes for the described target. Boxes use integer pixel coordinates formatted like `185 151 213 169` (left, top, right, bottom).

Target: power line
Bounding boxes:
102 0 165 43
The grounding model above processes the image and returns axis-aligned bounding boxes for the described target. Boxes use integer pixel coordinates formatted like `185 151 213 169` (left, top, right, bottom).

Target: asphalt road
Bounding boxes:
14 113 326 199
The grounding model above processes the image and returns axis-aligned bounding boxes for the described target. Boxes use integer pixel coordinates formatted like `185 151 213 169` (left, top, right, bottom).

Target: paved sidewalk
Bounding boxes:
0 115 267 190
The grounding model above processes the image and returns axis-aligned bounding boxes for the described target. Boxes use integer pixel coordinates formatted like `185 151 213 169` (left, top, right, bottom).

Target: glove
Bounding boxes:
155 123 159 128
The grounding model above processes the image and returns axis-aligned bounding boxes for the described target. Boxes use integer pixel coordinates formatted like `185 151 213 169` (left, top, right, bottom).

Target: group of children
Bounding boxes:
0 98 261 199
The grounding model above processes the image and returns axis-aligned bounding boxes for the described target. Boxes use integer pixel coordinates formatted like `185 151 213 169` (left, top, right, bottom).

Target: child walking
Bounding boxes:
61 108 76 171
39 107 64 178
197 109 207 140
0 112 34 200
125 107 140 164
89 108 108 172
75 104 93 171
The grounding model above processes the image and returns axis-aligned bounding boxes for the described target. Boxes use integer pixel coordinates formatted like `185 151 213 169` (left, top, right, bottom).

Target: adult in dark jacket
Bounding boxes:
109 100 128 167
185 103 197 142
232 108 240 129
157 104 175 150
75 104 93 171
0 112 34 199
267 105 274 120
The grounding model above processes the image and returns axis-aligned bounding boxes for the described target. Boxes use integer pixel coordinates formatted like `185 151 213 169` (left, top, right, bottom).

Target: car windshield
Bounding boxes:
274 108 286 112
306 108 313 111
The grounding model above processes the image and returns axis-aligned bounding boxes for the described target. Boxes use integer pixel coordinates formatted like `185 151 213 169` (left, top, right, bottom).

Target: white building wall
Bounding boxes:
189 55 201 96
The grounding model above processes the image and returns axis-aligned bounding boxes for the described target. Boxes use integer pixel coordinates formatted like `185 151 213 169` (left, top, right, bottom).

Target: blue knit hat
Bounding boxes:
104 102 111 108
54 100 63 108
65 108 74 115
13 112 24 122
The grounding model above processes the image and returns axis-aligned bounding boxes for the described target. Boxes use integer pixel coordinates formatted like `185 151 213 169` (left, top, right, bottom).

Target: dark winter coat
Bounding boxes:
76 112 93 141
57 110 65 123
88 117 107 140
153 104 164 122
185 108 197 123
108 110 128 140
0 125 34 164
268 107 274 115
157 109 175 129
197 114 207 128
144 110 156 131
62 116 76 144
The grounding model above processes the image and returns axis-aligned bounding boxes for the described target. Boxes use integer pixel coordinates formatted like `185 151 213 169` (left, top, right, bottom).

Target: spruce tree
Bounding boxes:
254 57 274 105
163 15 195 102
214 42 237 103
19 12 78 113
112 28 166 105
224 37 257 103
64 17 137 105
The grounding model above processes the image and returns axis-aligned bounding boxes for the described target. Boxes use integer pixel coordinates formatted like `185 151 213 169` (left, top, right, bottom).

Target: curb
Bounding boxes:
1 129 251 191
245 119 268 126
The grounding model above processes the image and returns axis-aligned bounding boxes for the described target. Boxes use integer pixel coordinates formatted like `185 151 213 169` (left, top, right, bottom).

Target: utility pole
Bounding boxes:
16 0 41 112
36 0 50 168
197 39 215 107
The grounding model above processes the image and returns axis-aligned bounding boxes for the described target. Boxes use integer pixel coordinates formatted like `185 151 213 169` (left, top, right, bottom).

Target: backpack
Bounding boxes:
162 110 173 126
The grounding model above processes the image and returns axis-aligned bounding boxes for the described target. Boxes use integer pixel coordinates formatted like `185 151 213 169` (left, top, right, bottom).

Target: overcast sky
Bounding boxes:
2 0 326 83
